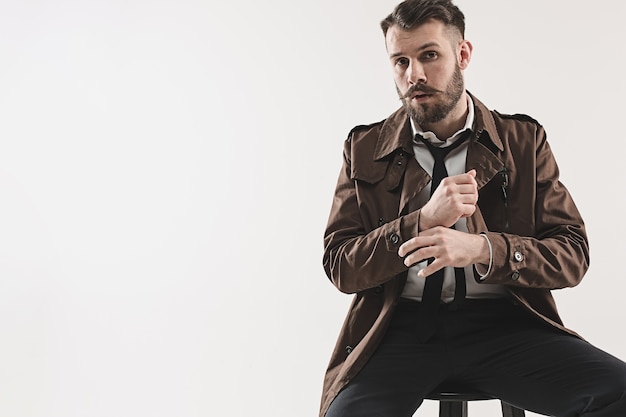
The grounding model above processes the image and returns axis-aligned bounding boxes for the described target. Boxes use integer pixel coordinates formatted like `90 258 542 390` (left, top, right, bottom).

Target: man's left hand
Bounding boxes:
397 227 489 278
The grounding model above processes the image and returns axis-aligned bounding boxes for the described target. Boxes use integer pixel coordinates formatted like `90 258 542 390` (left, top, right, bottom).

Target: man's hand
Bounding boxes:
419 169 478 230
397 227 489 278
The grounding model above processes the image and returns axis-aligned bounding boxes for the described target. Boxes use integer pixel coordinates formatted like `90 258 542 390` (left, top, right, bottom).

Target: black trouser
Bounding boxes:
325 299 626 417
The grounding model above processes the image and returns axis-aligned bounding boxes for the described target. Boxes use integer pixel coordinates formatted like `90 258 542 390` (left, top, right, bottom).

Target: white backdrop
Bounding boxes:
1 1 624 416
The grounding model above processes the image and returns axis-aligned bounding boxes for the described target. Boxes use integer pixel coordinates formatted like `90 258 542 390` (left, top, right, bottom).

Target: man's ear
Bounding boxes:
458 40 473 70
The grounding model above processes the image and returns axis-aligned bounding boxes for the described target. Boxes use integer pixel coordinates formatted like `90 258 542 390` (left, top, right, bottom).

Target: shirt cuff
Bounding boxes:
475 233 493 280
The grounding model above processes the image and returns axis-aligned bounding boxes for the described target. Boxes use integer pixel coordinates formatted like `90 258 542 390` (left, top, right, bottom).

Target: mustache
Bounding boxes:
400 84 442 100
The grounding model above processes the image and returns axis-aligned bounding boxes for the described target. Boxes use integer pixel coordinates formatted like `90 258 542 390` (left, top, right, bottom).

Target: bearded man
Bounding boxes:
320 1 626 416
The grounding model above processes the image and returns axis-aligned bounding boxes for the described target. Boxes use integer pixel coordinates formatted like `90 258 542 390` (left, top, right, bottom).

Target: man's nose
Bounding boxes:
407 61 426 85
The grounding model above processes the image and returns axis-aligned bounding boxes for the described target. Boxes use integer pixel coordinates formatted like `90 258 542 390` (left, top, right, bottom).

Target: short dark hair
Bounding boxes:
380 0 465 38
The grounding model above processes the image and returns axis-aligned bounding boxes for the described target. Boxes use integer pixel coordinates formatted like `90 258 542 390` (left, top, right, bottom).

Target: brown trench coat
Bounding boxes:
319 94 589 416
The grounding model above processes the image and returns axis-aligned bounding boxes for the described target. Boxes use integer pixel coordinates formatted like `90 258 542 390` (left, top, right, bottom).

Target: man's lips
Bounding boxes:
401 86 440 100
410 92 434 102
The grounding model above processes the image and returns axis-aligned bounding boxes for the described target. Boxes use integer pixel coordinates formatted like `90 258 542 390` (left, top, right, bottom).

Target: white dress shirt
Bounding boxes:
401 95 509 302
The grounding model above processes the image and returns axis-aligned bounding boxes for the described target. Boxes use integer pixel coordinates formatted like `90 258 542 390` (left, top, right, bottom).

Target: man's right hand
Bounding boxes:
419 169 478 230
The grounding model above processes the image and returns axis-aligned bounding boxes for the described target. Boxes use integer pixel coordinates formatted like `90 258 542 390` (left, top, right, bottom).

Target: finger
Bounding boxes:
467 168 476 178
398 237 416 257
416 226 443 237
458 194 479 206
398 236 426 257
440 175 468 186
442 174 477 188
455 183 479 195
417 258 446 278
403 244 438 267
398 234 440 257
459 204 477 218
403 254 430 268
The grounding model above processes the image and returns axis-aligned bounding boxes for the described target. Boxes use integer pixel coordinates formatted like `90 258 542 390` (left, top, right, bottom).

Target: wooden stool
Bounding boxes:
426 391 526 417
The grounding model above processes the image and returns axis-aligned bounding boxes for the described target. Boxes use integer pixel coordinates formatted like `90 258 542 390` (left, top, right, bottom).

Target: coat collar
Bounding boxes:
372 92 504 161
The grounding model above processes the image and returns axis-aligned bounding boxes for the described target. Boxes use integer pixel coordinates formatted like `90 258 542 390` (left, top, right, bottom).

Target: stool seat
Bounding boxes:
425 390 525 417
426 391 495 401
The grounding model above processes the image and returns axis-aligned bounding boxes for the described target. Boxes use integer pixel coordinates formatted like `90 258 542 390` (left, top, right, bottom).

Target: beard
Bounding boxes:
397 64 464 128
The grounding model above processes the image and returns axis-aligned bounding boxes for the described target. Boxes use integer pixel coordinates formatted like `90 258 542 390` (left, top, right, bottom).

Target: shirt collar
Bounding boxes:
372 92 504 161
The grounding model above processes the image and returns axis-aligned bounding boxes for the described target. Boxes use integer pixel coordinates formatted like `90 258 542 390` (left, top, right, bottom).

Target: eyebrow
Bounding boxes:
389 41 441 59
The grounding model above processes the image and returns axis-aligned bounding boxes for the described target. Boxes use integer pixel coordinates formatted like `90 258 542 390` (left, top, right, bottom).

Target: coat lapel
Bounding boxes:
467 134 504 190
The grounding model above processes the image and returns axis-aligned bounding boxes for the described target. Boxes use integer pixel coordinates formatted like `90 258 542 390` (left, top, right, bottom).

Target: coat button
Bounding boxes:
511 271 520 280
514 251 524 262
374 285 384 294
390 233 400 244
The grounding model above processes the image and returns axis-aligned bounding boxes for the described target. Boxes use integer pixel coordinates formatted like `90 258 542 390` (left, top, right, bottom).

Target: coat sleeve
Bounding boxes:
322 137 416 294
480 124 590 289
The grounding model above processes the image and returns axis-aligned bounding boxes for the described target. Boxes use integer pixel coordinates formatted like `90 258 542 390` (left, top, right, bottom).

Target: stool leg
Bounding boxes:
501 402 525 417
439 400 468 417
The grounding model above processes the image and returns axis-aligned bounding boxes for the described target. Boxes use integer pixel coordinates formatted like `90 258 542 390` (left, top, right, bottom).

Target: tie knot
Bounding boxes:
417 130 470 162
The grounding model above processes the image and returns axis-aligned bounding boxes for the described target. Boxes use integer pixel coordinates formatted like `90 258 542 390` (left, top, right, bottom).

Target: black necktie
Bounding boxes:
415 131 470 342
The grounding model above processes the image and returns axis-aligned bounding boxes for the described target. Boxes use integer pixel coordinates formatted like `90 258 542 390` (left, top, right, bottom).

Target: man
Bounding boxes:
320 1 626 416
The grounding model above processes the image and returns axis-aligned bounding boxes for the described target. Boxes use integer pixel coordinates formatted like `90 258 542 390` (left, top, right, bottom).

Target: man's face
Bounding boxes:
385 19 469 129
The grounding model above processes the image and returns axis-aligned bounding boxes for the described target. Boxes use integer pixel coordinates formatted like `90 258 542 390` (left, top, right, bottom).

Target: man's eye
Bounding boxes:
423 51 438 60
396 58 409 67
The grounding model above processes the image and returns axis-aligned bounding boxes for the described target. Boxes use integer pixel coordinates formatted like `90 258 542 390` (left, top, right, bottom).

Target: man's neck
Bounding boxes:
420 92 470 140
